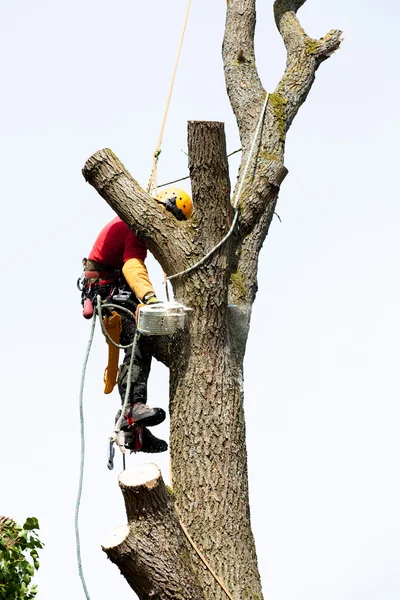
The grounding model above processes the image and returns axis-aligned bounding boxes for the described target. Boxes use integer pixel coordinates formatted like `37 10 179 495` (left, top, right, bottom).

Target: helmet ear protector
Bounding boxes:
155 188 193 221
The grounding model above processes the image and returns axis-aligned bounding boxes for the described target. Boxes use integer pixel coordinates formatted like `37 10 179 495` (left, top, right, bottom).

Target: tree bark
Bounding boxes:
84 1 342 598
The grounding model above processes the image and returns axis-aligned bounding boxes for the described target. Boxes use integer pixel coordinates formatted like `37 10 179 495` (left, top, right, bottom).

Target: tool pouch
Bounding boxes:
102 311 122 394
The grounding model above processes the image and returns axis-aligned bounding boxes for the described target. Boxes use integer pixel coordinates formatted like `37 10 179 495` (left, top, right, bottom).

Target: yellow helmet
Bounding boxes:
155 188 193 221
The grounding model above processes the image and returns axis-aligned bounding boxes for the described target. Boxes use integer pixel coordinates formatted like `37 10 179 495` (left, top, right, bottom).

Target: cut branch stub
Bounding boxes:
102 464 204 600
168 121 232 307
187 121 231 246
236 158 288 236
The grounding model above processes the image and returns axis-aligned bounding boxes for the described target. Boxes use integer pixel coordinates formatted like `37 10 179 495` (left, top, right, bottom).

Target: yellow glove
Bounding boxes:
122 258 155 302
143 292 162 305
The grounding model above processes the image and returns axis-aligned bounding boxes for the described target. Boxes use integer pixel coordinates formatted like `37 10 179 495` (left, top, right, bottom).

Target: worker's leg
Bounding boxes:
117 306 165 428
118 309 152 403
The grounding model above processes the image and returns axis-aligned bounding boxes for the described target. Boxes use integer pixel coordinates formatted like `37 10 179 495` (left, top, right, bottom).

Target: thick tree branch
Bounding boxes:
236 158 288 236
224 0 342 309
82 149 193 274
102 464 204 600
223 1 287 249
273 0 343 130
222 0 264 146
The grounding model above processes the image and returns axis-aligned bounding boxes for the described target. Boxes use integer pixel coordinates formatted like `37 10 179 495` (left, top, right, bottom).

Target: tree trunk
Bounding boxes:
83 1 342 598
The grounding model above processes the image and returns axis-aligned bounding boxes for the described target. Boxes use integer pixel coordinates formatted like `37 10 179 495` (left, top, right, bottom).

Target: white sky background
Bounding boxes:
1 0 399 598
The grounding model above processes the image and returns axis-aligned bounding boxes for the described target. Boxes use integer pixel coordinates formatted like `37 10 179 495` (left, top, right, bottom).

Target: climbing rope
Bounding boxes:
158 148 242 189
175 507 233 600
147 0 192 196
166 92 270 284
75 310 96 600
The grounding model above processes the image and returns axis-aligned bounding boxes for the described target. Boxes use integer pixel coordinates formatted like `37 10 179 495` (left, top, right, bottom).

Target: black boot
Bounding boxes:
123 427 168 453
141 427 168 453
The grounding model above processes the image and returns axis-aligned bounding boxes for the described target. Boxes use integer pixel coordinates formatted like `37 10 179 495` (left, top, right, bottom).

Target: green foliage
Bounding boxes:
0 517 43 600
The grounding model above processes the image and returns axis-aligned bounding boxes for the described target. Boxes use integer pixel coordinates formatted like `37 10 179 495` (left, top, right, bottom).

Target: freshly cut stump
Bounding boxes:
101 463 204 600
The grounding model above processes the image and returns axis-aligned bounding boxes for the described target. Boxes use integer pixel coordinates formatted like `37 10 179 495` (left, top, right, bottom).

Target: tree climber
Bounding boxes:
80 188 193 453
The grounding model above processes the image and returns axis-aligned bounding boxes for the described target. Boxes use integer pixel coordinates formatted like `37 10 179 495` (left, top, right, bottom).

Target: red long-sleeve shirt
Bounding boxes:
88 217 147 267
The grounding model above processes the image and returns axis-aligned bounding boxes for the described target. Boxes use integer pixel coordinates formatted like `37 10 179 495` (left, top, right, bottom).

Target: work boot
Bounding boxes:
116 403 166 429
141 427 168 453
123 427 168 453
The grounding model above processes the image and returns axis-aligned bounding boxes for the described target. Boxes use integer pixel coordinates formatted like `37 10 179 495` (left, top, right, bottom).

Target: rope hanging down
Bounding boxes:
147 0 192 196
75 312 96 600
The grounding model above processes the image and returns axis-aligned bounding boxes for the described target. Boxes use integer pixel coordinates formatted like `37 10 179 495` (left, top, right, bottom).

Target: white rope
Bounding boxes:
166 92 270 283
147 0 192 196
75 311 97 600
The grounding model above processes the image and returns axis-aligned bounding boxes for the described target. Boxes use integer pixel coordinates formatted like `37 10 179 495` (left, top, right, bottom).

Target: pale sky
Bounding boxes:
1 1 399 599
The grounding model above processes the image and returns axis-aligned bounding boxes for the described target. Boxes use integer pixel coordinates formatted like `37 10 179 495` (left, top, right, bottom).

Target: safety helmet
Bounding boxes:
155 188 193 221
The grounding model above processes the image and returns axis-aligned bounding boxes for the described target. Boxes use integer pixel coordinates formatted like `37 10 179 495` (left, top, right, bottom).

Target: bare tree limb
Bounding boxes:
273 0 343 130
222 0 265 146
224 0 342 308
236 159 288 236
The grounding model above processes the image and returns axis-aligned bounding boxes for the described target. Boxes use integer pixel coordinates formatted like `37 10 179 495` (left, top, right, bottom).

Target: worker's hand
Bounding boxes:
146 296 162 305
143 292 162 305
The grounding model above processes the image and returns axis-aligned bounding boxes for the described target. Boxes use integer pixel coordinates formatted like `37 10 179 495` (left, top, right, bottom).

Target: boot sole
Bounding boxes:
140 443 168 453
